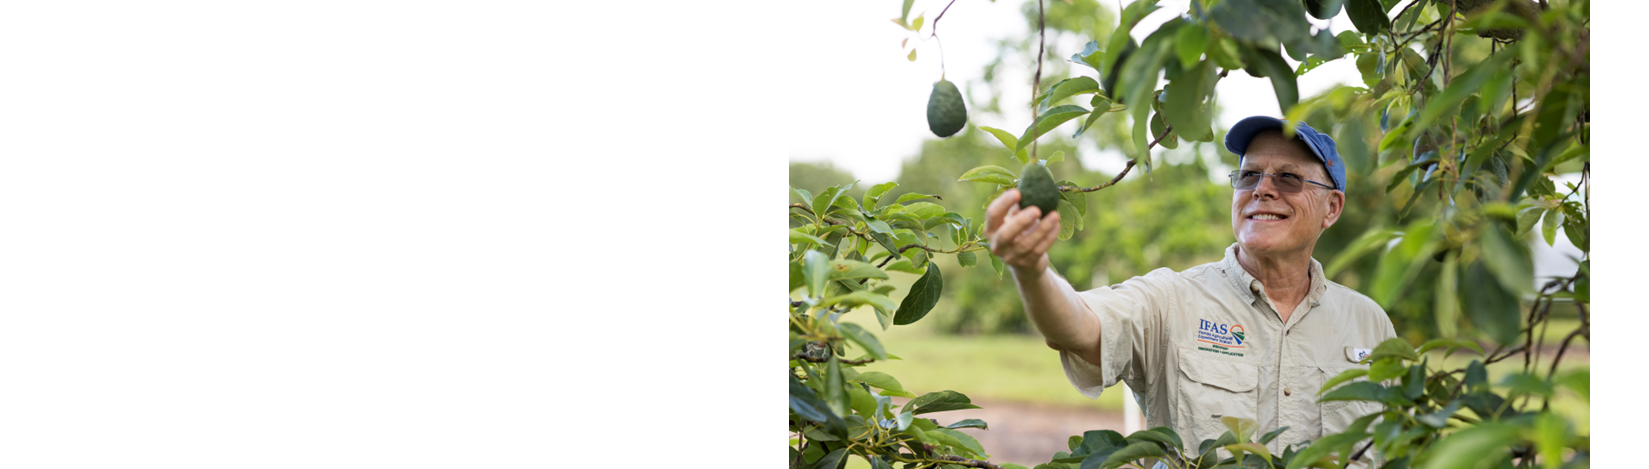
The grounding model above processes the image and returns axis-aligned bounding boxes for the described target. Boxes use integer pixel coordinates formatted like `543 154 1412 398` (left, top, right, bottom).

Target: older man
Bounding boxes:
983 116 1395 456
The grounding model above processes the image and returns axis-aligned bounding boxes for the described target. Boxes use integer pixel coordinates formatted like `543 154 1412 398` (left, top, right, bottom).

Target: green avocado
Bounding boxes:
926 79 967 138
1016 162 1060 218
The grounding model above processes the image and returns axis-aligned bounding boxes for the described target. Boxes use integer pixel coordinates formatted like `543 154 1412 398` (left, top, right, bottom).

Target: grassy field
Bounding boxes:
846 319 1128 410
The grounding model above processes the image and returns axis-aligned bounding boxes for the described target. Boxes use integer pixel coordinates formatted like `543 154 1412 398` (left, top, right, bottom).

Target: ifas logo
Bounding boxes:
1196 319 1247 348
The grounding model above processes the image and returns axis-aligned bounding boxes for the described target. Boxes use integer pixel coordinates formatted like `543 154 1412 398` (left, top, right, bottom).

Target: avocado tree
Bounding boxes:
792 0 1588 467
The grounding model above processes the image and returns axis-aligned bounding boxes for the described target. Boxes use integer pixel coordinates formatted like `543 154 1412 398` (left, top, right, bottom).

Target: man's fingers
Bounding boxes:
1030 212 1062 255
990 205 1036 258
984 189 1021 236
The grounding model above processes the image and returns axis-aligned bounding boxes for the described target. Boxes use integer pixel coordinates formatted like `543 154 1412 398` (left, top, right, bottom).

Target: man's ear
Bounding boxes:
1322 190 1344 229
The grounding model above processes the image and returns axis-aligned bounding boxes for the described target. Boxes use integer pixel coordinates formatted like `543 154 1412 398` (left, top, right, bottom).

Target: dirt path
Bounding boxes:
899 398 1127 467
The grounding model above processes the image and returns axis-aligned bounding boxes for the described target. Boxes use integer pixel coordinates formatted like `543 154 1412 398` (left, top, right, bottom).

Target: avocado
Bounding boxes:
926 80 967 138
1016 162 1060 218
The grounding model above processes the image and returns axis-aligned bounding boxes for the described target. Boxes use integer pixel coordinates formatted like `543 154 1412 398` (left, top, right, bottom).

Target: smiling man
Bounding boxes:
983 116 1395 458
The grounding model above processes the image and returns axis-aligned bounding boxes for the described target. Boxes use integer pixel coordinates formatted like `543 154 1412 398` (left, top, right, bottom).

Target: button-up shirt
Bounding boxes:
1059 243 1395 456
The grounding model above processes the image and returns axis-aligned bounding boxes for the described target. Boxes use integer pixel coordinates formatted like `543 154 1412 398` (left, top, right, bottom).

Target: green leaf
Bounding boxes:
1125 428 1183 452
988 250 1006 279
816 448 848 469
791 373 845 432
1371 223 1438 307
811 182 855 219
1285 431 1369 469
1070 40 1104 73
1041 77 1102 109
1368 357 1406 382
893 263 943 325
1436 250 1462 338
1516 206 1545 237
1479 223 1534 295
1219 417 1259 444
825 356 850 418
1015 105 1092 154
1324 228 1399 277
947 419 989 430
1344 0 1389 34
1100 441 1167 469
803 250 832 297
1540 205 1564 247
791 229 834 248
932 428 988 458
1258 426 1290 445
864 181 898 208
1225 442 1273 465
825 259 888 282
1499 372 1555 398
904 390 982 415
883 259 924 275
1558 369 1588 401
1174 24 1210 68
1416 338 1485 357
1320 381 1389 403
792 187 814 205
818 290 898 312
1367 337 1418 361
893 192 939 205
1163 60 1218 142
1208 0 1311 45
1416 423 1517 469
1238 45 1299 114
1532 412 1570 469
958 165 1019 185
851 371 913 397
910 13 924 31
980 125 1022 152
1056 199 1079 240
957 250 978 267
1319 368 1369 395
837 322 887 361
1074 95 1113 138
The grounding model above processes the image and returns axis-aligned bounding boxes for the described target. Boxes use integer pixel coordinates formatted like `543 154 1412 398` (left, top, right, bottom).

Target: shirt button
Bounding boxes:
1284 388 1293 396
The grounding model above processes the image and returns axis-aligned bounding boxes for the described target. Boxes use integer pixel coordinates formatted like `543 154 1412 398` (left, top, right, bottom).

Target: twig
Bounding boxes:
1032 0 1045 160
929 0 958 39
1351 439 1375 461
1059 125 1172 193
791 353 875 365
1485 344 1526 364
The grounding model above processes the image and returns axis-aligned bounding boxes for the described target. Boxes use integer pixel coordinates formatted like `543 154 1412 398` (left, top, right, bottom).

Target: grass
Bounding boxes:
844 319 1128 410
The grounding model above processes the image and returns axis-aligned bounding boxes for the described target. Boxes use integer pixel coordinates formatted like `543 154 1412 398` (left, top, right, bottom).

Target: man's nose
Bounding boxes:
1251 174 1282 199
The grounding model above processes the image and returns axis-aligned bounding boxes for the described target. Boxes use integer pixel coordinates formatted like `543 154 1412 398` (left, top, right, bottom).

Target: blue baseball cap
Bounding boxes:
1224 116 1346 192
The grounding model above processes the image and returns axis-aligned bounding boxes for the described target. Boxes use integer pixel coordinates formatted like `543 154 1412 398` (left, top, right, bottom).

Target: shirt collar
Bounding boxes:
1217 243 1328 308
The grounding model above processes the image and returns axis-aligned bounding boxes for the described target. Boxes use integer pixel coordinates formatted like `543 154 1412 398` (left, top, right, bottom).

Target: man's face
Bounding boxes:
1230 130 1344 257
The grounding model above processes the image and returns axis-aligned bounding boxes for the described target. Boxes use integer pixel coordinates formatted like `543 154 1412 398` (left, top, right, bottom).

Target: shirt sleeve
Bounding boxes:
1058 268 1176 399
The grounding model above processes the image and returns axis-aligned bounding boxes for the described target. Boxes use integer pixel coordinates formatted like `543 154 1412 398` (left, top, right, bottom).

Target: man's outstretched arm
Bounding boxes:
984 189 1104 367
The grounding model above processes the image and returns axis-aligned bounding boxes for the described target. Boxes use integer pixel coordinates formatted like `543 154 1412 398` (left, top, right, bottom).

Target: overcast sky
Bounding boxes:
789 0 1372 183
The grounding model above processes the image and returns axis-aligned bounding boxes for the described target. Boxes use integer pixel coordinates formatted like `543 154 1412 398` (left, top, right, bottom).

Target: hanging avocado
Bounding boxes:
926 79 967 138
1016 162 1060 218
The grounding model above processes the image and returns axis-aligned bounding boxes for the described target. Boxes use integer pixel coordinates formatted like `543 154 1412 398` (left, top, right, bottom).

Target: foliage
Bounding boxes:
789 177 1009 468
791 0 1589 466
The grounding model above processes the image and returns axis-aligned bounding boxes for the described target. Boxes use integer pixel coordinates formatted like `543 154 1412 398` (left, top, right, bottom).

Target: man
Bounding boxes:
983 116 1396 457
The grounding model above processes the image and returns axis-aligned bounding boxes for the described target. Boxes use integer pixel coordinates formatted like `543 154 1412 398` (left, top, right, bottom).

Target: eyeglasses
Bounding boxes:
1228 170 1337 193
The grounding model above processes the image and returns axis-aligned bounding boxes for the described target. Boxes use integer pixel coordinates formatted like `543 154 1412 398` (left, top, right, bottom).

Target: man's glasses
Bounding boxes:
1228 170 1336 193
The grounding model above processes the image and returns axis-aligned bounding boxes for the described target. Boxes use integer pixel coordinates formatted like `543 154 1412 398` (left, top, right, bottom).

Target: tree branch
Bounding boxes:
1060 125 1172 193
929 0 958 39
792 352 875 365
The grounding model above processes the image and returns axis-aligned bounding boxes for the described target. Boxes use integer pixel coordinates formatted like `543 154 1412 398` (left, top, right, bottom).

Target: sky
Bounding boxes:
789 0 1372 183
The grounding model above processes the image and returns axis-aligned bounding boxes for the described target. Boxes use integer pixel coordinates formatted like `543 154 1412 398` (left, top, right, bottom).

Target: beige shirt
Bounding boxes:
1060 243 1395 455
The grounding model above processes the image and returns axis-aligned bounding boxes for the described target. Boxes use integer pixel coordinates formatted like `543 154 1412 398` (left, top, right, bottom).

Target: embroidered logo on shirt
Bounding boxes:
1352 348 1372 363
1196 320 1247 357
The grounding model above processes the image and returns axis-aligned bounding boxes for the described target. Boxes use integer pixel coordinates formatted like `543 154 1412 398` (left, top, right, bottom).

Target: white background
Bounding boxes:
0 1 1627 467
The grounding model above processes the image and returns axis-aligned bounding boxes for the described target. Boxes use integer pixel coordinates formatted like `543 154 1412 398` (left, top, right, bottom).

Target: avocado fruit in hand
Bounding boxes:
927 79 967 138
1016 162 1060 218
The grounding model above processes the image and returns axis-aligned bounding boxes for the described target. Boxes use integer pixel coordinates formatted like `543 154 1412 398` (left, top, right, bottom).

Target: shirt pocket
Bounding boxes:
1175 348 1259 445
1318 365 1383 435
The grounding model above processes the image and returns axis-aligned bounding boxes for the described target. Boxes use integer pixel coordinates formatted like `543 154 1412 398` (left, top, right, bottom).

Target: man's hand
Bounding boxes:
984 189 1062 277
